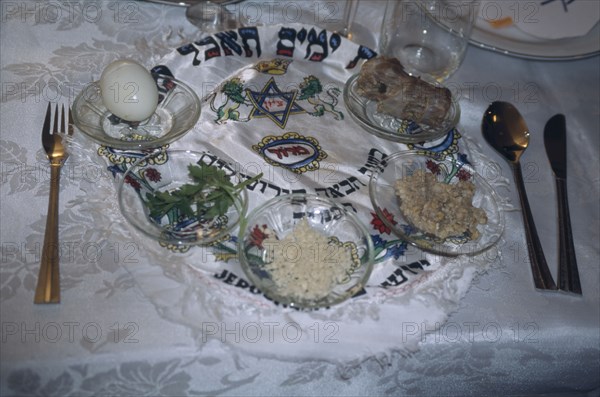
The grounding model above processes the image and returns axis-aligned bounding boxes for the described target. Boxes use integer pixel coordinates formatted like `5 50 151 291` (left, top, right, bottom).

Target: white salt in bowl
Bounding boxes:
238 194 374 309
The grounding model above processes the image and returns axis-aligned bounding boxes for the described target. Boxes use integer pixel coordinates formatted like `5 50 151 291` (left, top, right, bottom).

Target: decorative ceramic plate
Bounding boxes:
96 24 508 362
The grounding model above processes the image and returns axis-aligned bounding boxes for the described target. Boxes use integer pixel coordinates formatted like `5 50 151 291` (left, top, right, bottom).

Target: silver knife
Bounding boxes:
544 114 582 294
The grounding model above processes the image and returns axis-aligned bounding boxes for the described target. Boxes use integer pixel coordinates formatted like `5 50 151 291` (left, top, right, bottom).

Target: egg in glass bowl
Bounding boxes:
72 60 201 150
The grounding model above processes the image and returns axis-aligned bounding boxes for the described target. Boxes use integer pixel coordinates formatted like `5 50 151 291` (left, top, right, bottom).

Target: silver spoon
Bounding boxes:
482 101 557 291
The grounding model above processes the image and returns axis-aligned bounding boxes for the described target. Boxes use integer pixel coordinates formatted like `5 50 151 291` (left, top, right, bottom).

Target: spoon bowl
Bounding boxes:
482 102 530 162
482 101 557 291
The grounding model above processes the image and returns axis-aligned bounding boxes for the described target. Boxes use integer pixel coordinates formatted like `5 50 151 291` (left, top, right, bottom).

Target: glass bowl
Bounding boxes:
343 73 460 143
72 74 201 150
238 194 374 309
369 151 504 256
118 150 247 246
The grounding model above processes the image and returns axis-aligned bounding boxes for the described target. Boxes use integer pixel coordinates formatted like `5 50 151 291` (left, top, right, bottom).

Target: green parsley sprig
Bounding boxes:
145 162 262 221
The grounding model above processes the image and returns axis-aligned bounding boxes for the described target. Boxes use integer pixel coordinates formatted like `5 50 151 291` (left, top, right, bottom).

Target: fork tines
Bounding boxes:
43 103 73 136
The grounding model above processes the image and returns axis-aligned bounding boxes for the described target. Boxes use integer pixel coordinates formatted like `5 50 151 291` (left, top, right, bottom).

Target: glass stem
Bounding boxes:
341 0 359 38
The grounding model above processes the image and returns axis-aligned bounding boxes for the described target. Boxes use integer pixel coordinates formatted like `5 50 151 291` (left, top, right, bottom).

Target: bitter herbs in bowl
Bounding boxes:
118 150 261 246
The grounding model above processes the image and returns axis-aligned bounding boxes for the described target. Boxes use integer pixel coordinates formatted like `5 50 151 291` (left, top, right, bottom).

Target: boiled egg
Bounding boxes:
99 60 159 122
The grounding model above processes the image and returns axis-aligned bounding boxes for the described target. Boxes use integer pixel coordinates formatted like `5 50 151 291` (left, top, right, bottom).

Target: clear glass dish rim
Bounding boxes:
117 149 249 246
343 73 460 144
237 193 375 309
368 150 505 257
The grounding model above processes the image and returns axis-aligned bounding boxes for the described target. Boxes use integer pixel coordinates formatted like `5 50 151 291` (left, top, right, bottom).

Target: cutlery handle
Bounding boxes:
512 163 557 290
34 165 61 304
555 178 582 294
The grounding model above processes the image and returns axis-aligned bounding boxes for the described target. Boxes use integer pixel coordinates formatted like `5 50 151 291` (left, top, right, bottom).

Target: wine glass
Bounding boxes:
185 0 376 49
186 0 247 34
336 0 375 48
379 0 478 81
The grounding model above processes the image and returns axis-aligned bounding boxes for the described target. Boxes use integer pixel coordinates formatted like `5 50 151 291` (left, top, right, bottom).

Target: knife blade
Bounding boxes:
544 115 567 179
544 114 582 294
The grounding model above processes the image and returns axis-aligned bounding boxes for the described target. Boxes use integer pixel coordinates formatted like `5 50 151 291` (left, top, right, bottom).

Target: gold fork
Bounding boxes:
34 104 73 304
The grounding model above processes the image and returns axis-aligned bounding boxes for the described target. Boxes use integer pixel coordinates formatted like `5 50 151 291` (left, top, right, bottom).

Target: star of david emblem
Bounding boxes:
246 78 305 129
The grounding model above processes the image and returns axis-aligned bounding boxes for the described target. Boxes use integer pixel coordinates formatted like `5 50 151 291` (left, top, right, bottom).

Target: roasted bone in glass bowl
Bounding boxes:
344 57 459 143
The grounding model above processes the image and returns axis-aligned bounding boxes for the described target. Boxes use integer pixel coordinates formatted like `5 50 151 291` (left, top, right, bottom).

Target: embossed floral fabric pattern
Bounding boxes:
1 1 599 396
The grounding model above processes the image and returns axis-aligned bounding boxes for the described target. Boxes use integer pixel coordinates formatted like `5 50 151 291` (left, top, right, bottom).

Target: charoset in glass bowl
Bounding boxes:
238 194 374 309
118 150 249 246
72 74 201 150
369 151 505 256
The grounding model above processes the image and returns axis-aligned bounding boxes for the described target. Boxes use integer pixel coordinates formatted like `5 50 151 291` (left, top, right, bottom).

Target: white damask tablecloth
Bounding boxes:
1 1 598 396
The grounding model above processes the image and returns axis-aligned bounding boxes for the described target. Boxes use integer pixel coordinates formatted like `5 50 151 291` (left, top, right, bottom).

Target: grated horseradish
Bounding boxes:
263 219 358 301
395 170 487 240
